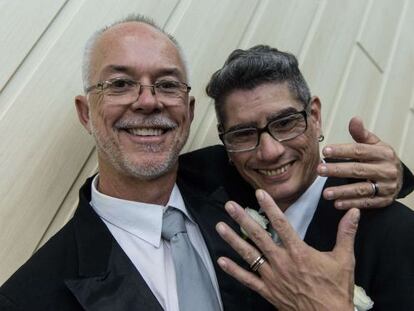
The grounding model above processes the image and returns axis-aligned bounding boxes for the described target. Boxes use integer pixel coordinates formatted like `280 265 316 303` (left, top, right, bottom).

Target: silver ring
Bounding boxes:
369 181 379 197
250 255 266 272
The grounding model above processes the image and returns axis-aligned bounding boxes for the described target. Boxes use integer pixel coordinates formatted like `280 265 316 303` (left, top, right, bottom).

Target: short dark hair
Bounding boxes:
205 45 311 129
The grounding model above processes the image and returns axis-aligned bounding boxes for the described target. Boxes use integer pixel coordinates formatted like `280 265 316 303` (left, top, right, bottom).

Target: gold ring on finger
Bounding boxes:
250 254 266 272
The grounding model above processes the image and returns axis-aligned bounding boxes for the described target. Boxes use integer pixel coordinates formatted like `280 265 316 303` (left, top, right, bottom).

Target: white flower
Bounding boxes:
353 285 374 310
241 207 269 238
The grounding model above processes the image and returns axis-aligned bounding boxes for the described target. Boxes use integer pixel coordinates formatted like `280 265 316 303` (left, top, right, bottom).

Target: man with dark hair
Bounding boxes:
0 16 412 311
200 44 414 310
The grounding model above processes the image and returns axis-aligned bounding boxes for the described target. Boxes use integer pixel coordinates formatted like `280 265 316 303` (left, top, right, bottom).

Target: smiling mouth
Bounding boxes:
125 128 167 136
257 162 294 176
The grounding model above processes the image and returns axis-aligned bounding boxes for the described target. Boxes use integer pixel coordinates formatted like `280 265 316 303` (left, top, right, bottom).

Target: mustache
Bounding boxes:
115 115 178 129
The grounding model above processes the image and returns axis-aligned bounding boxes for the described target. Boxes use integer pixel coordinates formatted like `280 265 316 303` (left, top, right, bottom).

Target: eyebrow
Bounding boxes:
100 65 185 81
266 107 301 122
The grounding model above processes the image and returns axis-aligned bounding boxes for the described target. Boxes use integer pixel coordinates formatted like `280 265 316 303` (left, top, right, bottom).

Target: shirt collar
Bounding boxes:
284 175 327 240
90 175 189 247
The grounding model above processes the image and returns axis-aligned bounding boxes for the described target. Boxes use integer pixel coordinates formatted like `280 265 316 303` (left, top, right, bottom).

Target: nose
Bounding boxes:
130 84 162 113
256 132 285 161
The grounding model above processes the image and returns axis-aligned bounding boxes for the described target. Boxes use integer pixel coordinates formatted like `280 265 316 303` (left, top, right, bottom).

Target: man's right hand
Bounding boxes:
216 189 359 311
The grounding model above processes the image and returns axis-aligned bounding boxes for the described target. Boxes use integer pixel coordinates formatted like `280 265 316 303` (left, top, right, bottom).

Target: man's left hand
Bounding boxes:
317 117 402 209
216 189 359 311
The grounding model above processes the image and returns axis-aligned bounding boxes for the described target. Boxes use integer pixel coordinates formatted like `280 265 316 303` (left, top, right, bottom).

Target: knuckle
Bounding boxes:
383 146 396 160
269 215 286 230
353 144 366 157
352 163 367 178
250 228 263 241
355 184 368 196
364 200 371 208
243 277 257 289
242 249 257 263
388 167 399 180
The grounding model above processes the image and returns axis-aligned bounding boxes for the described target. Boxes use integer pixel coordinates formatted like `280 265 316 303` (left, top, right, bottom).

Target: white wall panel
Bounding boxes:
325 46 382 143
0 0 66 92
358 0 404 71
239 0 319 54
1 0 413 285
301 0 367 121
372 0 414 150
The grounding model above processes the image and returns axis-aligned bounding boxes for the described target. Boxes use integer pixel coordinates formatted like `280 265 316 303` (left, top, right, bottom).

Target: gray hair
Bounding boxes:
205 45 311 129
82 14 188 92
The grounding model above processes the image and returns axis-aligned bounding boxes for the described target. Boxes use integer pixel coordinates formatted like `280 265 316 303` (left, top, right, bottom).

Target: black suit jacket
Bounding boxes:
1 145 413 310
0 172 270 310
178 145 414 311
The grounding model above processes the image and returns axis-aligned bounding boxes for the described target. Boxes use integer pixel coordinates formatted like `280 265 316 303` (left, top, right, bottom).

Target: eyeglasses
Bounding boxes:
219 110 308 153
86 77 191 104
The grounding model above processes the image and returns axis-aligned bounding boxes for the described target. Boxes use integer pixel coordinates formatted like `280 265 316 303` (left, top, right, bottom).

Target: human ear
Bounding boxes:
75 95 92 134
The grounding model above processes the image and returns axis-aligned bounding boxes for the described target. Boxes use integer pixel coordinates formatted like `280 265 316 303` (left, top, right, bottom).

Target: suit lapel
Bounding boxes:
65 178 163 311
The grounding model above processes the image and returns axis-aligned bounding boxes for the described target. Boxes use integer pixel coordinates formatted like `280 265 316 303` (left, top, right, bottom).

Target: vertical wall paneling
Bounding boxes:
1 0 413 285
301 0 368 122
358 0 405 72
0 0 67 93
372 0 414 150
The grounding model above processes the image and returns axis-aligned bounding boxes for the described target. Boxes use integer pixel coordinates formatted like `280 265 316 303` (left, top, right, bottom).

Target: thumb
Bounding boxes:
333 208 360 258
349 117 380 144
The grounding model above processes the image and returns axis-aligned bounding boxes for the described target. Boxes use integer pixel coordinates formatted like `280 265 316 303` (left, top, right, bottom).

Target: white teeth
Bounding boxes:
128 128 163 136
258 163 292 176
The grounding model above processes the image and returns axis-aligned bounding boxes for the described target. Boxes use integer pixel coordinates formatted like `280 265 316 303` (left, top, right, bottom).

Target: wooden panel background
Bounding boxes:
1 0 413 284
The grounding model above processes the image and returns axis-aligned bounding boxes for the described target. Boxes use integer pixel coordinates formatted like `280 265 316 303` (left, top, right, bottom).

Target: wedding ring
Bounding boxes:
369 181 379 197
250 254 266 272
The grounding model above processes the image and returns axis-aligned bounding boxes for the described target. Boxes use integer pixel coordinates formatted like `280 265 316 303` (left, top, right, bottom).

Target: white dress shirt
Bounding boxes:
283 175 328 240
90 175 223 311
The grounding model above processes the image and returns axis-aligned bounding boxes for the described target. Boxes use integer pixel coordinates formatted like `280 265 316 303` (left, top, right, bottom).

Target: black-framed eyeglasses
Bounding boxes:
86 77 191 104
219 110 308 153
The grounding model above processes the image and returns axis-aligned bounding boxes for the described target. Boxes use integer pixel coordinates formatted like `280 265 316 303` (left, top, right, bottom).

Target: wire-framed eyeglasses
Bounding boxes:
86 77 191 104
219 110 308 153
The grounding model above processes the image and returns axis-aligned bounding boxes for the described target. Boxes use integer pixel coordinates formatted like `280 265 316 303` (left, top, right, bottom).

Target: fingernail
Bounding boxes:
217 257 227 269
216 223 226 234
325 190 334 199
256 189 265 201
323 146 333 156
225 202 236 216
351 209 360 225
319 164 328 175
336 201 343 209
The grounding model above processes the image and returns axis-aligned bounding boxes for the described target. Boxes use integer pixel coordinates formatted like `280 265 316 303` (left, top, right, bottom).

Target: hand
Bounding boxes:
216 189 359 311
317 116 402 209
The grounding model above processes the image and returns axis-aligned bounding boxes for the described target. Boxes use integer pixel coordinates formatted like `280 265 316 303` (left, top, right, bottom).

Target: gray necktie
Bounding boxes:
162 207 221 311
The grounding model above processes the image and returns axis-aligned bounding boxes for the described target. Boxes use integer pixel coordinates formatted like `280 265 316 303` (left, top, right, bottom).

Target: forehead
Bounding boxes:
90 22 186 81
223 82 303 127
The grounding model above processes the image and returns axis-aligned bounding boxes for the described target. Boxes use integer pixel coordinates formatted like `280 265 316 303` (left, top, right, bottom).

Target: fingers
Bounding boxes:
216 257 271 300
332 196 393 210
255 189 300 250
318 161 394 180
215 221 268 271
348 116 380 144
333 208 359 259
321 143 394 162
220 201 277 258
323 180 396 199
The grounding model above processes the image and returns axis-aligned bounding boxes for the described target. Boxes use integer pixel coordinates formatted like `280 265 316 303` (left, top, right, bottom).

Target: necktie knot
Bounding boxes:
161 207 187 241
